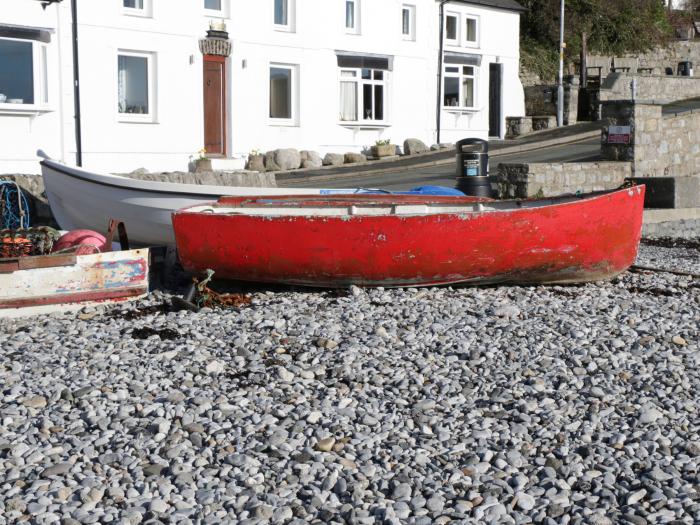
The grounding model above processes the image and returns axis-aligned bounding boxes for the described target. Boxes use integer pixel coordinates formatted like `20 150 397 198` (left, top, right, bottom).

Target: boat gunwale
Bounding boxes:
174 185 645 218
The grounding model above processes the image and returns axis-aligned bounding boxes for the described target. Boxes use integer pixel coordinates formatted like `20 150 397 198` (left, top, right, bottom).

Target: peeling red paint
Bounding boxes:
172 187 645 288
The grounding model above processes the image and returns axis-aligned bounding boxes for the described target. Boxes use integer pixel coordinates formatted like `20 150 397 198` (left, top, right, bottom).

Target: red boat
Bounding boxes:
171 185 645 288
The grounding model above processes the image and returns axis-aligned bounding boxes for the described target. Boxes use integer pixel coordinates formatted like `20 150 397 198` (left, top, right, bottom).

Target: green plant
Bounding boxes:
249 148 261 156
198 148 208 160
375 139 391 146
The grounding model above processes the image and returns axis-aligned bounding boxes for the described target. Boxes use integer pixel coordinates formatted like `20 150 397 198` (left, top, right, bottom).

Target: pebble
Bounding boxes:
0 242 696 523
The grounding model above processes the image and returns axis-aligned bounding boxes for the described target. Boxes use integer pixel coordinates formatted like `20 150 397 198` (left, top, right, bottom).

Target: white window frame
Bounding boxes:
464 15 479 47
268 63 298 126
0 37 51 114
117 50 157 123
122 0 152 18
204 0 230 18
442 64 477 111
444 12 459 45
401 4 416 41
338 67 388 125
273 0 295 32
345 0 360 35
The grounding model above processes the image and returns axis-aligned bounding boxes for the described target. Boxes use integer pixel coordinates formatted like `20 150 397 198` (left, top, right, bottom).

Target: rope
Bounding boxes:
0 181 31 229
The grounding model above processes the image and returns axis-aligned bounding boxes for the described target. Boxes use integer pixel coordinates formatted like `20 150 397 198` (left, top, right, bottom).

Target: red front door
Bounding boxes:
203 55 226 156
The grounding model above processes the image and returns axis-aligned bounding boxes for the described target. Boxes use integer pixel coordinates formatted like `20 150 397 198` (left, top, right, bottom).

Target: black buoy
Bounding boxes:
454 138 493 198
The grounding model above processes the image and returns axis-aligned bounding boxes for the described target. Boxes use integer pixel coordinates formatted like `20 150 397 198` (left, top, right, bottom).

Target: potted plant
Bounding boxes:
371 139 395 158
193 148 212 172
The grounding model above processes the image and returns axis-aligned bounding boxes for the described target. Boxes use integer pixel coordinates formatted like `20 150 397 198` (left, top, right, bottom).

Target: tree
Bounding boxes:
520 0 673 80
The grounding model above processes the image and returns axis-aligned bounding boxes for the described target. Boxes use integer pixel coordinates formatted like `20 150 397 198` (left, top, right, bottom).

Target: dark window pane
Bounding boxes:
361 68 371 80
374 85 383 120
363 83 372 119
373 70 383 80
466 18 477 42
205 0 221 9
346 1 355 28
446 15 457 40
274 0 288 25
444 77 459 106
0 39 34 104
118 55 148 114
123 0 143 8
270 67 291 119
402 8 410 35
446 66 459 73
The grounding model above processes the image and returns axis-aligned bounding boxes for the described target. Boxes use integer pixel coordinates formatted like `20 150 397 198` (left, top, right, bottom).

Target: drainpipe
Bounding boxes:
71 0 82 166
436 1 448 145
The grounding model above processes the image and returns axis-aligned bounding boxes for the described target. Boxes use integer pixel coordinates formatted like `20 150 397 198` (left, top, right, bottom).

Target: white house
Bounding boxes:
0 0 525 174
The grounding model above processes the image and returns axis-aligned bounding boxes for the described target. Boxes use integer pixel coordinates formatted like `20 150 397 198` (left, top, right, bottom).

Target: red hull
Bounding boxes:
172 186 645 288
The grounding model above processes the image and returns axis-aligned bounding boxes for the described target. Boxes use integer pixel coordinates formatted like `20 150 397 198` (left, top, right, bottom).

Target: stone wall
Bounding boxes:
599 73 700 102
599 41 700 77
601 101 700 177
494 162 632 199
523 80 579 124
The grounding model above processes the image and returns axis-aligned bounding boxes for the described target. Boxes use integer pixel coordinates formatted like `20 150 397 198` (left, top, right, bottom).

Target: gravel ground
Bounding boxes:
1 242 698 525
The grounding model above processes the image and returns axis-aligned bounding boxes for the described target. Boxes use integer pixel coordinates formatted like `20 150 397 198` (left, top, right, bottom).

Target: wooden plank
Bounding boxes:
18 254 77 270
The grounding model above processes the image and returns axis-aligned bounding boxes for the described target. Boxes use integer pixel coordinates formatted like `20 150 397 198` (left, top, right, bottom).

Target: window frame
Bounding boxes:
345 0 360 35
444 12 459 45
204 0 229 18
122 0 153 18
0 37 50 113
338 67 388 125
442 64 477 110
273 0 295 32
464 15 479 47
268 63 298 126
117 50 157 123
401 4 416 41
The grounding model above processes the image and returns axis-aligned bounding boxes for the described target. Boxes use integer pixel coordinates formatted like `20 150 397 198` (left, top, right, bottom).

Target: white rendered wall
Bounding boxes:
1 0 525 174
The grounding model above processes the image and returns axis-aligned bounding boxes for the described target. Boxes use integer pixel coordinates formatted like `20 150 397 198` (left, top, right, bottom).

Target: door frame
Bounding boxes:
203 54 227 157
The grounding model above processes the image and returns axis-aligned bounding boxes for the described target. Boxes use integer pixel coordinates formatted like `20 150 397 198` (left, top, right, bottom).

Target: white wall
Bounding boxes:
0 0 525 174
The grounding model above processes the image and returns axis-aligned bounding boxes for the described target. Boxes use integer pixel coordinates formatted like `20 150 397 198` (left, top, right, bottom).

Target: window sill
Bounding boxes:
204 9 228 18
0 105 53 117
273 25 295 33
269 119 298 127
339 122 392 129
443 107 478 114
118 117 159 124
123 9 152 18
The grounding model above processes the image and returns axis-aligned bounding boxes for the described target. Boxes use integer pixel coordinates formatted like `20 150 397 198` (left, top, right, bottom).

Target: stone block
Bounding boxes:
403 138 429 155
322 153 345 166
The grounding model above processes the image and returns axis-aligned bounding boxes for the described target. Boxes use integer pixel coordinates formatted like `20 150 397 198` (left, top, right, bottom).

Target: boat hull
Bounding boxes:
172 186 646 288
0 248 149 318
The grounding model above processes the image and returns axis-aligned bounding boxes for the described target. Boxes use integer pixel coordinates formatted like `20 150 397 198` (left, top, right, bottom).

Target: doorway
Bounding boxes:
203 55 226 156
489 63 502 138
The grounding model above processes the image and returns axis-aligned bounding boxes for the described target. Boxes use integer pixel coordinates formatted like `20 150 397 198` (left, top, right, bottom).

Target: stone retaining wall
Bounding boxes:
600 73 700 102
495 162 632 199
601 101 700 178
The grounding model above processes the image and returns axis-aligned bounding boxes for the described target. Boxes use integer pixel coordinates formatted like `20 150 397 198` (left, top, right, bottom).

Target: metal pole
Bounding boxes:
71 0 82 166
436 1 448 145
557 0 565 127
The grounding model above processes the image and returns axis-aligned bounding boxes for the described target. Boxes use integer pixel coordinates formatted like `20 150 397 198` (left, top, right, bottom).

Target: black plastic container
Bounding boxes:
454 138 493 198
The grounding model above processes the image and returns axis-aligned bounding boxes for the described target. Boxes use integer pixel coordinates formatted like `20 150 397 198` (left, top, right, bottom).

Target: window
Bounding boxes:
339 68 386 122
123 0 152 17
465 16 478 45
269 64 297 122
445 13 458 44
402 5 415 40
443 65 475 109
0 38 49 107
118 52 154 120
205 0 221 10
345 0 360 34
274 0 295 30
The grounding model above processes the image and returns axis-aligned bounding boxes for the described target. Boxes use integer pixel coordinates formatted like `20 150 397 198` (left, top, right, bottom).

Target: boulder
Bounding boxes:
403 138 429 155
300 150 322 169
344 152 367 164
245 154 265 172
323 153 345 166
264 151 281 172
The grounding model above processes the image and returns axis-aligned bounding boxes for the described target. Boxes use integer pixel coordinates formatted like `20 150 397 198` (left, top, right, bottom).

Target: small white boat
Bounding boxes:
37 151 361 246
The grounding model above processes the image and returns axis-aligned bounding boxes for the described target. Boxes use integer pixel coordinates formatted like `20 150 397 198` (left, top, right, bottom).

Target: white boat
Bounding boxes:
38 150 360 246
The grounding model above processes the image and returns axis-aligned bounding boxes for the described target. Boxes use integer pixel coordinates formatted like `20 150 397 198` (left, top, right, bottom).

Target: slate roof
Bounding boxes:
445 0 527 13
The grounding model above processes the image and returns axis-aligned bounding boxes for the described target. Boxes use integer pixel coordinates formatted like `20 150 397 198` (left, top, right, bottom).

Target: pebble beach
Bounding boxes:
1 240 698 524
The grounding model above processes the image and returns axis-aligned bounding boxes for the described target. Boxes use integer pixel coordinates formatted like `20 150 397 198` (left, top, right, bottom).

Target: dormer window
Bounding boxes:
274 0 295 32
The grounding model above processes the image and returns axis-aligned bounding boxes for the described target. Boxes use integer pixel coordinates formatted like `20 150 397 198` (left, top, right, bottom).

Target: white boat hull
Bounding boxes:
39 155 340 246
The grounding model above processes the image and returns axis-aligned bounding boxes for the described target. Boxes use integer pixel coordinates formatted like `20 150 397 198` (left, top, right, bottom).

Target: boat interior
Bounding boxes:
179 190 624 218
